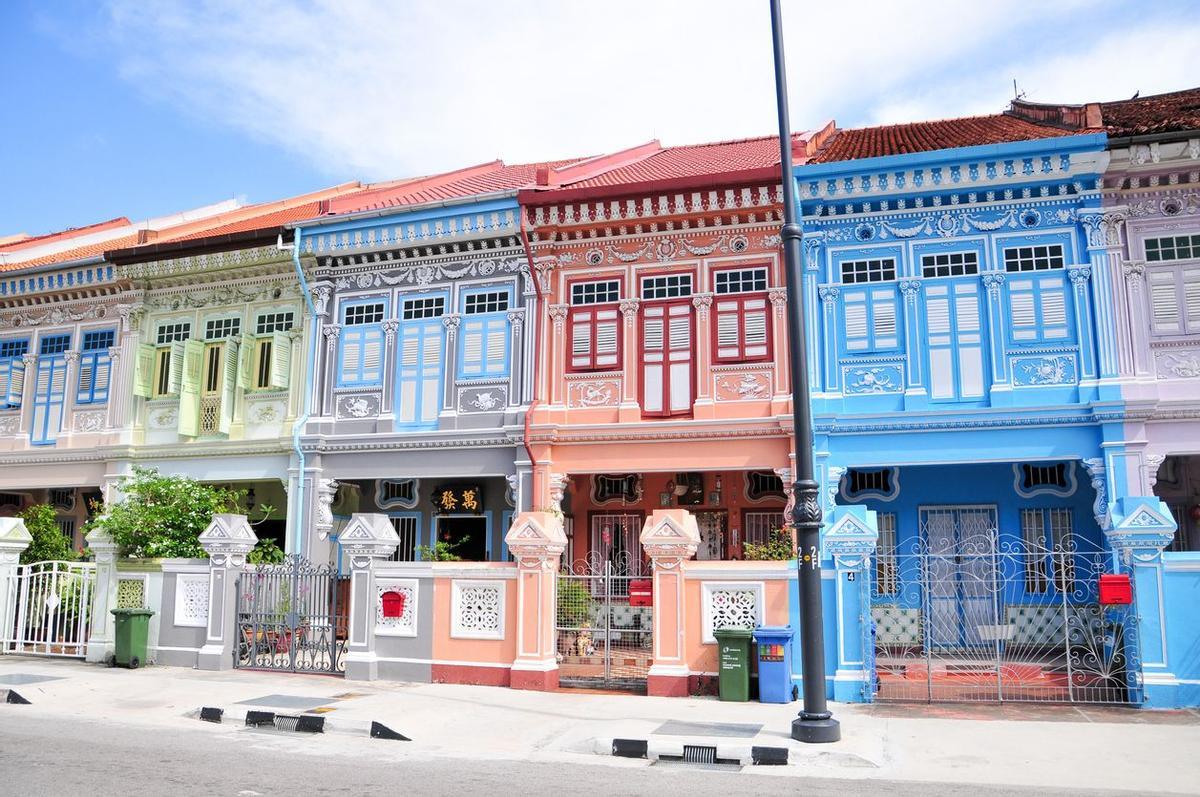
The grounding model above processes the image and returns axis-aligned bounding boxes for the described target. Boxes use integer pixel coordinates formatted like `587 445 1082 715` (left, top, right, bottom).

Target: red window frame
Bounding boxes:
711 265 773 364
639 297 694 418
565 277 623 374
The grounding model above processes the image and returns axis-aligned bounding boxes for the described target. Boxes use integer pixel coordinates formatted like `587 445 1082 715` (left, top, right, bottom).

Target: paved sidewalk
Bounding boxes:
1 656 1197 794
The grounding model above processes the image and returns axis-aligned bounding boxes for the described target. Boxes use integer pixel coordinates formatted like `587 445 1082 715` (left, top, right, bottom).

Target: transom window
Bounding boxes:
715 267 768 294
463 291 509 315
82 330 115 351
39 334 71 355
571 280 620 305
156 323 191 345
641 274 693 300
344 302 385 326
377 478 419 509
1146 234 1200 262
255 312 294 335
921 252 979 278
840 258 896 284
204 317 241 340
0 339 28 359
402 296 445 319
1004 244 1065 272
746 470 786 501
1021 463 1068 490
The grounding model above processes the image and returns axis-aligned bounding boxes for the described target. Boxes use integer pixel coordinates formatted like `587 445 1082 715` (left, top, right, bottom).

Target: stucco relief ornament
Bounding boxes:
0 416 18 435
534 257 557 293
1164 352 1200 379
470 391 501 411
718 373 768 399
608 242 652 263
899 280 922 303
760 233 782 249
691 294 713 319
878 218 929 239
311 285 331 317
584 249 604 266
981 273 1006 297
441 314 461 340
818 286 840 307
1123 261 1146 285
322 324 342 351
250 403 281 424
314 479 338 540
1081 458 1110 531
340 396 376 418
74 411 105 433
576 382 616 407
619 299 640 324
117 305 144 332
381 319 399 344
849 367 898 393
547 304 568 332
151 409 178 429
506 309 524 331
1021 356 1071 385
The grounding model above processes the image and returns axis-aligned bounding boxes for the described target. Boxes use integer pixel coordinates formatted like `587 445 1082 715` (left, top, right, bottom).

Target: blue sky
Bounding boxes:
3 0 1199 237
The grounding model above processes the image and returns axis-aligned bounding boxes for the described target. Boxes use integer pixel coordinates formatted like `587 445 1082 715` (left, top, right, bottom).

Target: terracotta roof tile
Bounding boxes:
164 201 327 241
1098 87 1200 137
1 234 140 271
811 114 1075 164
555 135 785 190
0 217 130 253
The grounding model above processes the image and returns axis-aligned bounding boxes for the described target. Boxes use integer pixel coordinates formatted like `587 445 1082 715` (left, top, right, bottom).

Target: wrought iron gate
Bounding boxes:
556 554 652 691
235 556 349 674
870 516 1141 705
4 561 95 657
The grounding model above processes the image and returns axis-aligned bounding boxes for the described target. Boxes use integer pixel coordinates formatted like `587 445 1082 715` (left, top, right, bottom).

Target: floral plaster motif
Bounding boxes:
74 411 106 433
716 372 770 400
568 380 620 408
844 364 903 394
1013 355 1077 386
337 394 379 419
150 408 178 429
1155 350 1200 379
247 402 286 425
0 415 17 435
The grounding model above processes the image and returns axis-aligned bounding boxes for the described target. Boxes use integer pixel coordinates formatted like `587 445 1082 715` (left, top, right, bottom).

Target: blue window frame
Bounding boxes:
1007 274 1072 344
77 329 116 405
841 285 899 353
337 299 387 387
458 286 512 380
397 292 447 429
31 334 71 445
0 338 29 409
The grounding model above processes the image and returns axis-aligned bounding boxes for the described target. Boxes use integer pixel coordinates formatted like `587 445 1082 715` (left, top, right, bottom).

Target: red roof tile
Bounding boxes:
550 135 786 190
1098 87 1200 137
1 234 141 271
810 114 1075 163
0 217 130 253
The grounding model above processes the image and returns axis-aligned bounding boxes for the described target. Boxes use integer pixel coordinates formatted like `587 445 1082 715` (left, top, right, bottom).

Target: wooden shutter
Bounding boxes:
484 317 508 377
460 319 485 377
569 307 619 371
954 283 985 399
31 358 67 444
843 289 869 352
594 309 619 368
9 359 24 407
76 356 94 404
420 325 442 423
177 339 204 437
133 343 155 398
360 327 383 384
642 301 692 416
1185 266 1200 334
219 339 238 434
269 331 291 389
168 340 187 395
715 300 741 360
871 289 898 349
1037 276 1069 340
925 285 954 400
742 297 769 359
91 351 112 403
339 330 361 385
237 333 255 390
569 309 593 369
1148 270 1182 335
1008 279 1039 341
397 326 421 425
641 304 666 414
666 303 693 413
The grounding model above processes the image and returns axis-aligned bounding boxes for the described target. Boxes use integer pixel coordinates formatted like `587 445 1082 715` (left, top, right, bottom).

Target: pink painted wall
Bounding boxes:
429 562 518 684
681 560 791 676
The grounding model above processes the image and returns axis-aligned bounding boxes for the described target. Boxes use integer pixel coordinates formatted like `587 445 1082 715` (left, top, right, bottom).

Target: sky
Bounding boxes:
3 0 1199 237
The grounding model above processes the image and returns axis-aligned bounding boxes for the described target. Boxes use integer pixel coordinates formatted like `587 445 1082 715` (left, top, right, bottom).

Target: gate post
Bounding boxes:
823 506 879 702
640 509 700 697
505 511 566 690
84 528 119 662
0 519 31 652
197 514 258 671
339 513 400 682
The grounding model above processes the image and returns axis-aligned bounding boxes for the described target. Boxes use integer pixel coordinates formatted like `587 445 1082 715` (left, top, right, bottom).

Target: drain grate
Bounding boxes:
682 745 717 765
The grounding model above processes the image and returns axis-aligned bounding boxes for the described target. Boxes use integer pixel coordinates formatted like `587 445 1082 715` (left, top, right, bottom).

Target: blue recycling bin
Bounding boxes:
753 625 795 703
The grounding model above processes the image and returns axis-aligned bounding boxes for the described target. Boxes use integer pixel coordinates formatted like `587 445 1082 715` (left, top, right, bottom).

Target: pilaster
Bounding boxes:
619 299 641 421
505 511 567 690
0 519 32 652
640 509 700 697
83 527 118 662
197 514 258 671
822 507 878 702
691 294 715 419
339 513 401 682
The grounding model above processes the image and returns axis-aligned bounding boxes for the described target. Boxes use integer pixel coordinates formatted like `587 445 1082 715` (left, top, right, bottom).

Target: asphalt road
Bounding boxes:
0 712 1163 797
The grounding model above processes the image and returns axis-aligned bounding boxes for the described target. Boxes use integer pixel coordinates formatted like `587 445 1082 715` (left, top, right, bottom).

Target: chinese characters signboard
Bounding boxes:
432 484 484 514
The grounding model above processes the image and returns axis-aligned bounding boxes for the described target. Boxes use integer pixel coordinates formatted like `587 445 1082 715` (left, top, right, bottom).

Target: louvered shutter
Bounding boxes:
594 309 619 368
569 309 593 369
666 303 693 413
237 333 255 389
1148 270 1182 335
360 327 383 384
641 304 666 414
569 307 619 370
177 339 204 437
1037 276 1069 340
742 297 769 359
397 325 421 426
460 320 485 377
8 358 24 408
76 356 94 404
168 340 187 395
954 283 985 399
0 359 14 408
269 331 291 389
1009 279 1038 341
484 317 508 377
715 300 741 360
925 285 954 400
91 351 111 403
219 339 238 434
420 326 442 424
339 330 362 385
871 289 897 349
1184 267 1200 334
133 343 155 398
843 290 869 352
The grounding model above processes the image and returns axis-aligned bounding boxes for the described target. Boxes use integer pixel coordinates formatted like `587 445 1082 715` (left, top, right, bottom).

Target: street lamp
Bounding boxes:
769 0 840 744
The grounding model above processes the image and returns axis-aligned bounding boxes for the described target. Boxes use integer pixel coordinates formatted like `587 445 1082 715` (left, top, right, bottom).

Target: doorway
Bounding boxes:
436 516 487 561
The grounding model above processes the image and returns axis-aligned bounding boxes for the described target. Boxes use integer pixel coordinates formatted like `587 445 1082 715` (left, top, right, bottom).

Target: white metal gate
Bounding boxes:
4 561 96 657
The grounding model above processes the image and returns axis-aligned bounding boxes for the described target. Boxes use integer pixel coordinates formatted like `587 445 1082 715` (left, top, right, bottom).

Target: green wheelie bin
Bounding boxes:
713 627 753 702
110 608 154 669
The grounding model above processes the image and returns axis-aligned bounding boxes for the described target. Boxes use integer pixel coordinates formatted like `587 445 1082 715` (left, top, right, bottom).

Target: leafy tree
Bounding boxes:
17 504 77 565
84 467 249 559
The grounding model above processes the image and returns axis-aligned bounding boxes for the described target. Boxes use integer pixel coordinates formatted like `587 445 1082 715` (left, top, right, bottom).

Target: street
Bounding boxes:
0 713 1161 797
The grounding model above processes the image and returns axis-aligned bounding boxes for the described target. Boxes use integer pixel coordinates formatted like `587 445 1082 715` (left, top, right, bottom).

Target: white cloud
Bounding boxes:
100 0 1199 181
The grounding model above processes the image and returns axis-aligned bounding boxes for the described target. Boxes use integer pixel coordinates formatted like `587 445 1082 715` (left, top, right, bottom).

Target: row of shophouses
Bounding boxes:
3 86 1200 708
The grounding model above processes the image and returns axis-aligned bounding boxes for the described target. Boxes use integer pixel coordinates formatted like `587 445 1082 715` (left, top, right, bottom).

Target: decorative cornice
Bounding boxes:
122 245 290 281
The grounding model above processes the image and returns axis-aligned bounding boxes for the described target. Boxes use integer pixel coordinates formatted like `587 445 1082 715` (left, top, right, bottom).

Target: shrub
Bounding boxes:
416 537 466 562
248 538 286 564
743 528 795 561
18 504 77 565
556 576 593 627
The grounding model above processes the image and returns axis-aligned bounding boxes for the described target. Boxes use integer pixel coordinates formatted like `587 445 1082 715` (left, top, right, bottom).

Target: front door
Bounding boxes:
695 511 727 560
437 516 487 561
921 505 998 649
396 314 444 428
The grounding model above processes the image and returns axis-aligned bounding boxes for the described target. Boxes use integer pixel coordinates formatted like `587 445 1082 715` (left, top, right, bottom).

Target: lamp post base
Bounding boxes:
791 715 841 744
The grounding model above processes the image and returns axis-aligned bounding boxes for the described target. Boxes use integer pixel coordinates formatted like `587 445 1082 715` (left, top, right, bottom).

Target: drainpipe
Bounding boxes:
518 212 543 511
279 230 317 555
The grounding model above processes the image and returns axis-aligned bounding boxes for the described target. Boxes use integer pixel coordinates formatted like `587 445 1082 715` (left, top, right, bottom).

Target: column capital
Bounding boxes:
691 293 714 318
63 350 80 364
547 304 568 332
619 298 641 322
322 323 342 351
198 514 258 567
818 286 840 307
311 283 333 318
380 319 399 343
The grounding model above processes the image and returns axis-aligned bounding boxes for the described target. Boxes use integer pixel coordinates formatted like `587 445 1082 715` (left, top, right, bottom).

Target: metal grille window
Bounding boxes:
203 343 223 394
746 471 785 501
591 474 640 504
156 323 191 344
921 252 979 278
1021 463 1068 491
204 318 241 340
743 511 785 547
874 512 898 596
1021 507 1075 593
571 280 620 305
401 297 445 320
57 517 75 540
840 258 896 284
1003 244 1065 272
1146 234 1200 262
50 488 74 509
39 334 71 355
715 267 768 294
463 291 509 315
255 312 295 335
154 348 174 396
0 493 22 507
343 302 385 326
845 468 895 498
377 478 418 509
389 515 419 562
641 274 693 299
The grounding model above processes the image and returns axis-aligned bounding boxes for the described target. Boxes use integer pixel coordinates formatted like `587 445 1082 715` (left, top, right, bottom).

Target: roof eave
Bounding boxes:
517 164 787 207
106 227 289 265
287 189 519 231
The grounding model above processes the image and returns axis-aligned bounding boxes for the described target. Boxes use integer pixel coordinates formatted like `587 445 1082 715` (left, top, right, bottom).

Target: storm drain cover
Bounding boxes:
0 674 64 685
235 694 334 710
653 720 762 738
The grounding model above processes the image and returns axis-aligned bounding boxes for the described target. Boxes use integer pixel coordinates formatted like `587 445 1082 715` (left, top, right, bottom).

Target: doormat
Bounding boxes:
652 720 762 738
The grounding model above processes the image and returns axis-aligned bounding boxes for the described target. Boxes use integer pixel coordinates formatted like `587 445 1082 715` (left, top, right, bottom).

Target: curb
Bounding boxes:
192 707 409 741
608 737 790 766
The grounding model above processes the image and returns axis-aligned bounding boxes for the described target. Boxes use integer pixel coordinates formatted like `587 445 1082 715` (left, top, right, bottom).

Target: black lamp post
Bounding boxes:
769 0 840 744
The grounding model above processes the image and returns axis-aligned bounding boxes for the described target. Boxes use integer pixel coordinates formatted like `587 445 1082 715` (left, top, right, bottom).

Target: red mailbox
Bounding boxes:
381 590 407 618
628 579 653 607
1098 574 1132 605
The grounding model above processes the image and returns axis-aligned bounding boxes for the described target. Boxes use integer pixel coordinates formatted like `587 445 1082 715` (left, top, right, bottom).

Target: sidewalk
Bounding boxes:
1 656 1197 793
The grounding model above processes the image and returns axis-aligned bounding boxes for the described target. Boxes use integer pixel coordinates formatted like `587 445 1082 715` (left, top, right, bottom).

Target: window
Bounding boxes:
641 273 693 299
153 348 175 397
255 312 295 335
591 474 640 504
458 290 511 380
40 334 71 355
389 515 420 562
640 301 693 416
874 512 898 597
840 258 896 284
1145 234 1200 262
0 339 29 410
571 280 620 305
339 302 386 387
1021 508 1075 593
156 323 191 345
50 488 75 510
921 252 979 278
1147 266 1200 336
203 344 223 394
401 297 445 320
31 334 71 445
1003 244 1065 272
744 511 786 547
746 471 785 501
204 317 241 340
1008 275 1070 343
77 330 115 405
344 302 385 326
842 287 898 352
1021 508 1050 593
715 267 768 294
